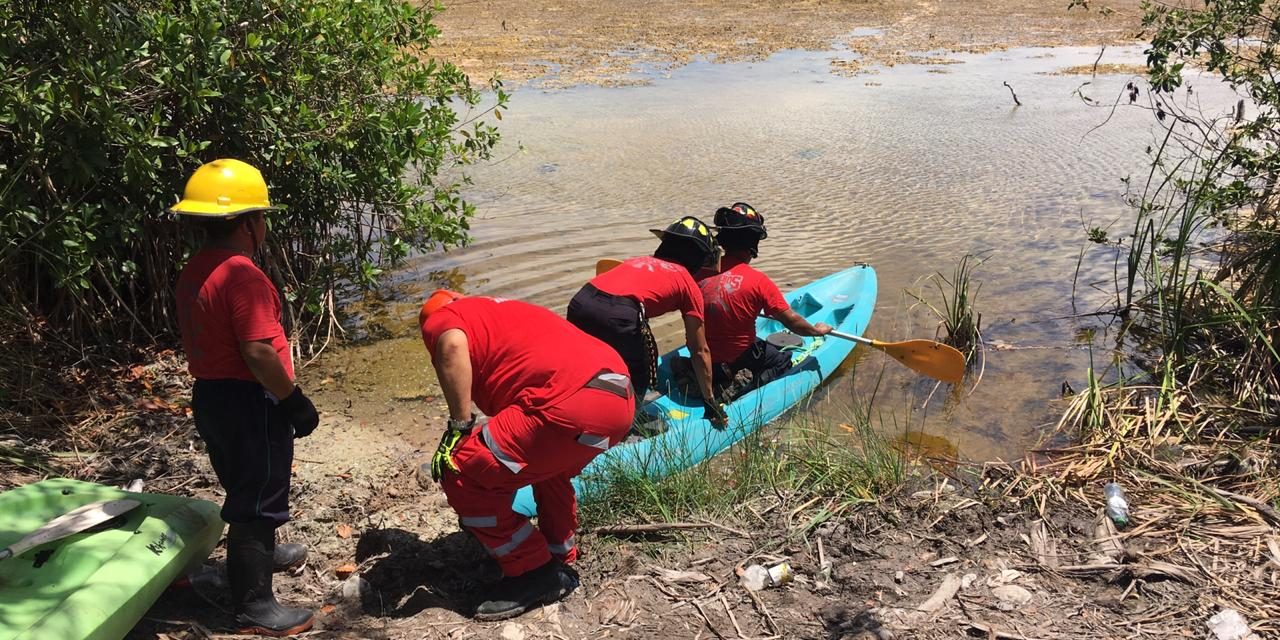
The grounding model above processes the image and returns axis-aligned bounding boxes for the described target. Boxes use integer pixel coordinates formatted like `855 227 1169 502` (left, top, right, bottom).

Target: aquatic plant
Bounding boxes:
909 253 987 361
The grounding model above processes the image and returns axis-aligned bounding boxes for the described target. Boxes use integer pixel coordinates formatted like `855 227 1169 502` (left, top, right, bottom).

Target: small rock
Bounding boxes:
1208 608 1259 640
991 585 1032 611
894 570 904 583
834 562 862 583
500 622 526 640
340 575 369 601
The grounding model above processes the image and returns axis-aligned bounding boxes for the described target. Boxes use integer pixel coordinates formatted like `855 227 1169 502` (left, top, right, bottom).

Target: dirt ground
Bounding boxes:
16 350 1211 640
6 2 1226 639
429 0 1148 87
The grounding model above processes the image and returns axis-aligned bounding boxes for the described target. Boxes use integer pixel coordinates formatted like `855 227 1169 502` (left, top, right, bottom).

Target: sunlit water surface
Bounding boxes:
327 44 1241 461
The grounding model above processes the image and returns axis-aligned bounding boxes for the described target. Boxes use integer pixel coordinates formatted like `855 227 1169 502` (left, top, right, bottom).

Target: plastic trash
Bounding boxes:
1208 608 1258 640
767 562 793 586
740 564 769 591
1104 482 1130 527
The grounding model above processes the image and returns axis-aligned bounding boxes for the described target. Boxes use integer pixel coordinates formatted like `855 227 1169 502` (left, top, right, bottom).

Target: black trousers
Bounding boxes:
567 284 650 400
192 379 294 527
715 339 793 389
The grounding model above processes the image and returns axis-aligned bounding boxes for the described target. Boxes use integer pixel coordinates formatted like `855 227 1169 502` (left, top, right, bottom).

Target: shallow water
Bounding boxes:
329 44 1241 461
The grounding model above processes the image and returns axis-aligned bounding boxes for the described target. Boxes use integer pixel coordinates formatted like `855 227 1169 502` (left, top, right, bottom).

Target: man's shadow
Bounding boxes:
353 527 501 619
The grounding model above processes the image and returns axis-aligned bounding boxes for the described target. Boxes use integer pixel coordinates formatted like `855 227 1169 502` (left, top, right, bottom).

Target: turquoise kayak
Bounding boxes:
513 263 877 516
0 478 223 640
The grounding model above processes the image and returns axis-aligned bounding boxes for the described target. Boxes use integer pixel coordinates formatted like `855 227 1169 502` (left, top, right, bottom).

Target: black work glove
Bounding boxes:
279 386 320 438
704 397 730 430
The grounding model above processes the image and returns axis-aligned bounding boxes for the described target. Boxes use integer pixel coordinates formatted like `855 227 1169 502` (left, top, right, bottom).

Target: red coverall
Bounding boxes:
422 297 633 576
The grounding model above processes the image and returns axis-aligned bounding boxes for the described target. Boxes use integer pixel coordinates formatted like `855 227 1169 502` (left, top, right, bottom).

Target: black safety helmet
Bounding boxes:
713 202 767 239
714 202 767 258
649 215 721 270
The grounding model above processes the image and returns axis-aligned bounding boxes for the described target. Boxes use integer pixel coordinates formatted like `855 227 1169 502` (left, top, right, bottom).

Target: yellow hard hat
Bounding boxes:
168 159 278 218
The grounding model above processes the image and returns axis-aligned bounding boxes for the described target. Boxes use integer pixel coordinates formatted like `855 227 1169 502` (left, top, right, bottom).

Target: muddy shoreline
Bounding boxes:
430 0 1146 87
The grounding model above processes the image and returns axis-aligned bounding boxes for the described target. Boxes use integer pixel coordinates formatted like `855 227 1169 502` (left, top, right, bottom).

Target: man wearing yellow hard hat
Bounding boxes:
171 159 317 637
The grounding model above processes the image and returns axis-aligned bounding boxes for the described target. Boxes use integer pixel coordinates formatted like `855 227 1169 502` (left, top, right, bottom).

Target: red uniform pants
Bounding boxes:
441 379 632 577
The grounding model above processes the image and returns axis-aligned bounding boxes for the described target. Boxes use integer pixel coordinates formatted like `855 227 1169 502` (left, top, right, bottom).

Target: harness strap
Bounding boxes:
637 302 659 389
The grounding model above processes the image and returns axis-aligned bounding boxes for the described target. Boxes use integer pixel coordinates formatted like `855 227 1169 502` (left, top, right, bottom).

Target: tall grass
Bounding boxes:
909 253 986 362
579 404 906 528
1106 121 1280 431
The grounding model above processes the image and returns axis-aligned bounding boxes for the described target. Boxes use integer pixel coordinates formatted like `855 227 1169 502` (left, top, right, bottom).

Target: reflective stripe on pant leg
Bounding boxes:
577 433 610 450
460 515 498 528
481 422 527 474
490 521 535 558
548 533 575 557
532 474 580 565
441 431 551 576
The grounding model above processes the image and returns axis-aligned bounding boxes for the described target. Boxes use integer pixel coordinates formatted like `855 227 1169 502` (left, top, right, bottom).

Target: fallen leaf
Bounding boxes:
335 562 357 578
320 604 337 615
336 523 353 539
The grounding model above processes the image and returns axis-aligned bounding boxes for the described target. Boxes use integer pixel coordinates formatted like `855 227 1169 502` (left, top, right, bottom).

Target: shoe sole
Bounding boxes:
473 591 566 622
272 559 307 572
236 617 315 637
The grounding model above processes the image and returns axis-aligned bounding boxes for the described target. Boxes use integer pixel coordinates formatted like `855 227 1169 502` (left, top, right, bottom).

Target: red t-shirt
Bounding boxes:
176 248 294 381
589 256 704 320
700 255 790 364
421 296 626 416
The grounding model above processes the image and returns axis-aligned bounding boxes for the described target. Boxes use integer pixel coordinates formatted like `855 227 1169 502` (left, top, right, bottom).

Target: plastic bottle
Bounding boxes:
1104 482 1130 527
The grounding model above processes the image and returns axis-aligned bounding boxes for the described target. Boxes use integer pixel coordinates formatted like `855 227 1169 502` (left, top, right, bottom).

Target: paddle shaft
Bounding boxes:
829 329 876 347
0 498 141 560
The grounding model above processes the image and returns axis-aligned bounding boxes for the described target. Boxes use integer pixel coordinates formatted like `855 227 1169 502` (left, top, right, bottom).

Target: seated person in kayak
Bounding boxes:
567 215 728 426
697 202 832 396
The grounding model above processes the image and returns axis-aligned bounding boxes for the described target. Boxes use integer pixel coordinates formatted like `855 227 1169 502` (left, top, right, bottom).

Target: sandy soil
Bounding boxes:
429 0 1148 87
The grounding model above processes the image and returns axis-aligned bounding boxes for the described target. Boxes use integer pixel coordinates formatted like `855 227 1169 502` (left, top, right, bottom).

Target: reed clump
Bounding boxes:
1000 1 1280 630
910 253 987 362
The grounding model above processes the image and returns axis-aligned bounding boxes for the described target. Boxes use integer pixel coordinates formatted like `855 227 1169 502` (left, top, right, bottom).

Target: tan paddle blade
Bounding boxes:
0 498 141 560
595 258 623 275
872 339 966 384
829 330 966 383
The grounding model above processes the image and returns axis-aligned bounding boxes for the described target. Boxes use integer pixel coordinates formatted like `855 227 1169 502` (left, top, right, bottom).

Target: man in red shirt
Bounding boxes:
700 203 831 393
419 291 633 621
566 216 727 425
172 159 318 637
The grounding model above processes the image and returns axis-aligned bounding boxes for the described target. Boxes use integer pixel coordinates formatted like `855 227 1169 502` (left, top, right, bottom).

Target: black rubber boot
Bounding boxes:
474 561 579 622
273 542 308 572
227 521 315 637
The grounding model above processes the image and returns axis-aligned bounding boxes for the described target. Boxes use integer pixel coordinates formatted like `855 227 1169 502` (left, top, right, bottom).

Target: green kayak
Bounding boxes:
0 478 222 640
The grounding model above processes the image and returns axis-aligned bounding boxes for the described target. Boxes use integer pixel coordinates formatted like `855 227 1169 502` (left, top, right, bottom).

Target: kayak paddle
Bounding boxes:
595 258 623 275
827 330 966 383
0 498 141 560
590 257 967 382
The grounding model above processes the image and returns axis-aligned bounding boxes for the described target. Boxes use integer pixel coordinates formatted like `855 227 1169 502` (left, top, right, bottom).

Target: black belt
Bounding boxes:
580 284 657 389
